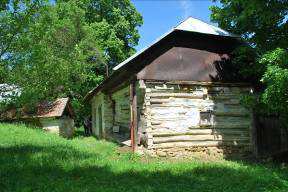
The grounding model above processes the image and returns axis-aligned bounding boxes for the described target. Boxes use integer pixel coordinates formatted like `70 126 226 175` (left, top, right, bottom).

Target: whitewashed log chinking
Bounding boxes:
84 17 255 158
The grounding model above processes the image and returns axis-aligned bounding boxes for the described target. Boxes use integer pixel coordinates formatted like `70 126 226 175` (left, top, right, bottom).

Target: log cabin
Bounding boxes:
84 17 254 158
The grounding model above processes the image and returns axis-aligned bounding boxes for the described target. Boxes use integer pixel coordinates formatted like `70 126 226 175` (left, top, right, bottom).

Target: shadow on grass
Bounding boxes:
0 144 288 192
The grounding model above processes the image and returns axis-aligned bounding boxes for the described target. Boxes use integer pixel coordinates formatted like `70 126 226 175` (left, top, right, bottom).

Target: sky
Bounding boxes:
131 0 221 51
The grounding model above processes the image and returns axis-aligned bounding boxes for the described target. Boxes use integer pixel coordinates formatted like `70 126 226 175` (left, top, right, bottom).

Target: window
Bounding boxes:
200 110 213 126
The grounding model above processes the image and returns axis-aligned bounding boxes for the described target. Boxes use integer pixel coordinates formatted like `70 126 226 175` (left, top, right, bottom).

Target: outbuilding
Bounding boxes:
0 98 75 138
36 98 75 138
84 17 254 158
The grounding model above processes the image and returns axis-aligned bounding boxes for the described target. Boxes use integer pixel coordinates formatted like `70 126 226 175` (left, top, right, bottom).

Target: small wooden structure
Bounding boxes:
36 98 75 138
84 17 254 158
0 98 75 138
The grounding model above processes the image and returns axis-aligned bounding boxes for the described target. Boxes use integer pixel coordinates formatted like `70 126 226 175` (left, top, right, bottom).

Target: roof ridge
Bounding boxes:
173 16 193 29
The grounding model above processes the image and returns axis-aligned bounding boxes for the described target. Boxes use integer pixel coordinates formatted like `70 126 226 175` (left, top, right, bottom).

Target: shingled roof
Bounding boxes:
0 98 74 120
36 98 73 118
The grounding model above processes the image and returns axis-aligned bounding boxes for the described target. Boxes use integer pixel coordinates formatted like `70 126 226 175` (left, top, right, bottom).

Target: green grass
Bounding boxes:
1 123 288 192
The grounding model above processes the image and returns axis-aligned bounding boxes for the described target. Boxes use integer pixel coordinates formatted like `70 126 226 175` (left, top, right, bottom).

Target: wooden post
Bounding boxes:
130 80 137 152
251 111 258 158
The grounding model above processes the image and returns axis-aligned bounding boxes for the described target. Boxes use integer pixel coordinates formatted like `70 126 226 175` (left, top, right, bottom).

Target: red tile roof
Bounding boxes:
0 98 74 120
36 98 71 118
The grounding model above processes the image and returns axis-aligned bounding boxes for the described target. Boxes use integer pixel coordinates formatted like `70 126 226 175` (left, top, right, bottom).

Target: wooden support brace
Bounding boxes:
130 80 137 152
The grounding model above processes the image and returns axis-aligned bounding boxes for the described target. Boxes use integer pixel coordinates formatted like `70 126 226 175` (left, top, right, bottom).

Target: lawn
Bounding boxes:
0 123 288 192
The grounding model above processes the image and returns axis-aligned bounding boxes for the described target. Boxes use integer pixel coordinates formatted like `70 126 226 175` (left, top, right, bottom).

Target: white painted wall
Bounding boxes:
40 117 74 138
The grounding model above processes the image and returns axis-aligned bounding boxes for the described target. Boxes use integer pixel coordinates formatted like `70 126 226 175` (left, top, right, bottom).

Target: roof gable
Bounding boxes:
113 17 236 72
84 17 241 102
175 17 234 37
36 98 72 118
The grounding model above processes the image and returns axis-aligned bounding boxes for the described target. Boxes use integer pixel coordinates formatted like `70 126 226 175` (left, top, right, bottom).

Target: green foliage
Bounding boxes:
1 123 288 192
215 46 260 84
81 0 143 65
211 0 288 117
260 48 288 115
240 93 257 109
210 0 288 52
0 0 142 124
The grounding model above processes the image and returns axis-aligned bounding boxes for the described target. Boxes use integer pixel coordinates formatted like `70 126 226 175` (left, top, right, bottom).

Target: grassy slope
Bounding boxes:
0 123 288 192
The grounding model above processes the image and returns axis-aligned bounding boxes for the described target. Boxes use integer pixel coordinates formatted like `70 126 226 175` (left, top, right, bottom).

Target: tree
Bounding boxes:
260 48 288 116
210 0 288 116
82 0 143 67
0 0 46 82
0 0 142 124
210 0 288 53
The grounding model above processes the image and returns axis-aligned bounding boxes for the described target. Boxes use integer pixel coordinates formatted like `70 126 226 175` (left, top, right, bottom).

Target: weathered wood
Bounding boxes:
150 98 171 104
213 112 250 117
104 79 130 95
91 93 114 137
153 141 251 149
146 92 204 98
149 122 250 129
91 80 253 157
146 80 251 87
141 81 253 155
111 86 130 132
255 115 288 158
153 134 250 144
130 81 137 152
152 128 250 137
251 112 258 157
149 98 241 106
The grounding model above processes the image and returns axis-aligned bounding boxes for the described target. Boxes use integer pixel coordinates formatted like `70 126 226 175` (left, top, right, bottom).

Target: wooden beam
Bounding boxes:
153 141 251 149
251 112 258 158
144 80 252 87
130 80 137 152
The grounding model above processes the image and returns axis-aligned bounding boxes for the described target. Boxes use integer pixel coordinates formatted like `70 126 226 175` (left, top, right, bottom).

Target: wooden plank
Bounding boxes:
147 92 203 98
150 124 251 129
153 135 250 144
213 112 250 117
153 141 251 149
145 80 252 87
150 98 171 104
130 81 137 152
152 129 250 137
251 113 258 157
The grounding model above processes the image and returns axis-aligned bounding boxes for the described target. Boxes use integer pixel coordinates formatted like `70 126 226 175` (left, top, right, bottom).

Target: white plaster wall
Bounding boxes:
40 118 60 134
40 117 74 138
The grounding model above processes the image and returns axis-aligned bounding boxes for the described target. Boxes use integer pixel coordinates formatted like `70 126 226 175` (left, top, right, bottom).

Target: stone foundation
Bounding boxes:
140 145 251 159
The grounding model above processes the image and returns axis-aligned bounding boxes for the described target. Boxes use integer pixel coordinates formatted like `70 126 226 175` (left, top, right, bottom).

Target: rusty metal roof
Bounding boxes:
113 17 236 71
84 17 242 102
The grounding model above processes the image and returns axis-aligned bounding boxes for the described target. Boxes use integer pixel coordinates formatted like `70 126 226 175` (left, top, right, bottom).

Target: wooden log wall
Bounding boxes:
110 84 145 137
140 81 253 157
91 93 113 137
111 87 130 132
92 84 145 141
